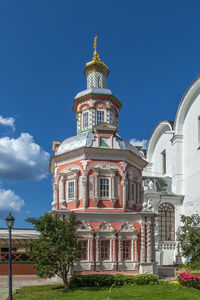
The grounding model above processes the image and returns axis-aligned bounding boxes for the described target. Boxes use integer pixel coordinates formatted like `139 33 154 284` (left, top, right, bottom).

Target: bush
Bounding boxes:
69 273 158 288
177 272 200 289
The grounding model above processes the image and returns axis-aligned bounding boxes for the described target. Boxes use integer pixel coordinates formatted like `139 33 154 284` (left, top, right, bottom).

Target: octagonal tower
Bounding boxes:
49 37 157 274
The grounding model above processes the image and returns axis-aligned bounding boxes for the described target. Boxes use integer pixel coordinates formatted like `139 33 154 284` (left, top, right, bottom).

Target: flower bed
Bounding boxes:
177 272 200 289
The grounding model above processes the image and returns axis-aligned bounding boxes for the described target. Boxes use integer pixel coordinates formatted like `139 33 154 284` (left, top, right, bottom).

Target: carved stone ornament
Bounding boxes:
94 197 100 205
80 160 90 171
111 198 117 205
77 221 93 232
120 222 137 233
98 222 114 232
142 201 153 212
120 161 127 172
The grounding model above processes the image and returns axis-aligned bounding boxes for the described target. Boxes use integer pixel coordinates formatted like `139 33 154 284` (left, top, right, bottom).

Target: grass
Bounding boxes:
12 283 200 300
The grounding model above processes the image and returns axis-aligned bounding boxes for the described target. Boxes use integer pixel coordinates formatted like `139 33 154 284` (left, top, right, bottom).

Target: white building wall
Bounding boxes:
182 93 200 215
150 130 174 179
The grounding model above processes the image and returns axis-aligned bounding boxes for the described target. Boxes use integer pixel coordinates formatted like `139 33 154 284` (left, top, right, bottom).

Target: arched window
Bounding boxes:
158 203 175 241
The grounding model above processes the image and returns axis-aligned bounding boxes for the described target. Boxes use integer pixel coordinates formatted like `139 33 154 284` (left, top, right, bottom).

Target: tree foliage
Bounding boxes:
177 214 200 266
26 213 82 290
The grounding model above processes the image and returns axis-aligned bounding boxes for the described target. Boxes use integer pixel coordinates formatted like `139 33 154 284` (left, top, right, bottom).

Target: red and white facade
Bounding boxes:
49 42 157 274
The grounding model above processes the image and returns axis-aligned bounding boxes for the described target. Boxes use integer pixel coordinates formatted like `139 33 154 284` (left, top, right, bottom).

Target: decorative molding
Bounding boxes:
77 221 93 232
98 222 114 232
120 161 127 172
89 175 94 198
159 241 176 250
120 222 137 233
80 159 90 171
85 161 124 179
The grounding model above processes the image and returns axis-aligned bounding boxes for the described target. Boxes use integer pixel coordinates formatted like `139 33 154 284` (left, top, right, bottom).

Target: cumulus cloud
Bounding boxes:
0 115 15 130
0 133 50 181
129 138 148 149
0 188 24 215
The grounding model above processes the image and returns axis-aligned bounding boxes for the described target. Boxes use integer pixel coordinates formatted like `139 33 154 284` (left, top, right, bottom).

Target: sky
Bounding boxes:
0 0 200 228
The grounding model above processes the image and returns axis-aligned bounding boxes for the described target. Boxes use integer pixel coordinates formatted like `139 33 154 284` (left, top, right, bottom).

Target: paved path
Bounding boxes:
0 275 50 300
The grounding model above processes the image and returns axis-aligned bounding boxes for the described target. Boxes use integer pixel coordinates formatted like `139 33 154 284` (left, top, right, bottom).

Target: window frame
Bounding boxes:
99 177 110 199
67 180 75 201
122 239 132 261
96 110 105 125
79 239 89 261
130 182 136 203
158 203 175 242
100 239 111 261
82 111 89 129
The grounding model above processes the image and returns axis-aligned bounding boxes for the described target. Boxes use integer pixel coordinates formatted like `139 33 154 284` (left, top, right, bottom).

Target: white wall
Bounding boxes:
182 93 200 215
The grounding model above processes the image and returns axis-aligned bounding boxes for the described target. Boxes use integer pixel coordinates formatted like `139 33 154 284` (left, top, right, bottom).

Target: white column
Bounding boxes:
134 237 138 262
147 217 152 262
90 234 94 270
82 175 87 208
118 235 122 263
94 171 99 203
122 178 128 209
74 173 78 207
95 233 100 263
52 183 58 210
112 233 117 270
60 175 66 209
111 174 115 199
140 219 145 263
151 218 155 262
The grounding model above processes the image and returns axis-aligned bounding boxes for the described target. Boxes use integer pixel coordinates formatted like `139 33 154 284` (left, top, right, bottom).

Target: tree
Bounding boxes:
177 214 200 267
26 213 82 290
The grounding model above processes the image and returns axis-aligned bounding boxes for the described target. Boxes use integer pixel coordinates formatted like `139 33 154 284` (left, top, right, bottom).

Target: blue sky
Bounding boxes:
0 0 200 227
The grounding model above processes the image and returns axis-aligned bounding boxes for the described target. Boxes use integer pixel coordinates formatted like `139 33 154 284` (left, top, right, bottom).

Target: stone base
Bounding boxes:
139 262 157 274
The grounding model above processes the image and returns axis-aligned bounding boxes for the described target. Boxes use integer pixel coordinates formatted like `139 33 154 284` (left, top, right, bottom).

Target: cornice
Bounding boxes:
73 93 122 112
49 147 147 173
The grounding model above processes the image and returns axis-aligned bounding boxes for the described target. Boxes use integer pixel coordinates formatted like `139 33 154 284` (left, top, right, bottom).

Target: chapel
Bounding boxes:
49 37 157 274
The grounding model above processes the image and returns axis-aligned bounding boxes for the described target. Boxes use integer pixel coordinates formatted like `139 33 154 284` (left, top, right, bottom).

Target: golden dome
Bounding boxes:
84 36 109 77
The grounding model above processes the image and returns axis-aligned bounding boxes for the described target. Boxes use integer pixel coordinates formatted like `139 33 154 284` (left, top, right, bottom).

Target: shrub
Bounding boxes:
69 273 158 288
177 272 200 289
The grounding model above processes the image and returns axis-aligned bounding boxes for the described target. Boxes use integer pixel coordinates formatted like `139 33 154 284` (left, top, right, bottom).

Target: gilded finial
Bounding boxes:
93 36 100 62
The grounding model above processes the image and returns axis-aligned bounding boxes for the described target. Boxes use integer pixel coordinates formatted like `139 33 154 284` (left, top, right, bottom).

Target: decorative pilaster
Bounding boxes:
140 220 145 263
94 171 99 204
112 233 117 270
82 175 87 208
95 233 100 270
111 173 116 205
118 235 122 269
74 173 78 207
52 183 58 210
90 234 94 270
60 175 66 209
147 217 152 262
151 218 155 263
134 237 138 262
122 178 128 209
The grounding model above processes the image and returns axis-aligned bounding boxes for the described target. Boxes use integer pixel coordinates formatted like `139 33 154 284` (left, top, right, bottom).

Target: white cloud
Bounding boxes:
0 115 15 130
0 188 24 214
129 138 148 149
0 133 50 181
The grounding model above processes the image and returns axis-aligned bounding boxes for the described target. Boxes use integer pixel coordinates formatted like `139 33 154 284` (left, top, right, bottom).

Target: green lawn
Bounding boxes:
12 283 200 300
